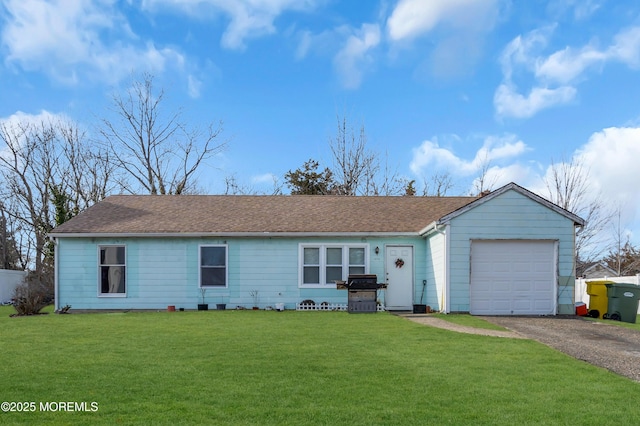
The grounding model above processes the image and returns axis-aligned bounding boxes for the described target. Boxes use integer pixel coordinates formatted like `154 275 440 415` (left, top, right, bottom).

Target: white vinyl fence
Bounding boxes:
576 275 640 314
0 270 27 304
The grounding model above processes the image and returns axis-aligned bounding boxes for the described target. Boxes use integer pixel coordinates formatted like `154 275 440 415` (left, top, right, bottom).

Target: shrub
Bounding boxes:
12 269 54 316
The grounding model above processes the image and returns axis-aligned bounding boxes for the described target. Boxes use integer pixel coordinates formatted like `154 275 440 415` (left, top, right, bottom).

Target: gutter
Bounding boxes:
48 231 421 239
419 220 449 237
418 221 439 237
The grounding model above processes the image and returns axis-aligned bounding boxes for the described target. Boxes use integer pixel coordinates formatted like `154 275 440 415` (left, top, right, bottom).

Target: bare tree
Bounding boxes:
363 151 407 196
472 150 499 195
59 122 115 208
543 155 613 261
329 115 377 195
100 73 226 195
0 117 109 271
0 120 56 270
422 172 455 197
603 203 640 276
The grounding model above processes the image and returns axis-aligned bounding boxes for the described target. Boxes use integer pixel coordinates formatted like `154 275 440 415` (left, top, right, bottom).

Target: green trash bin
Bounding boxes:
604 283 640 324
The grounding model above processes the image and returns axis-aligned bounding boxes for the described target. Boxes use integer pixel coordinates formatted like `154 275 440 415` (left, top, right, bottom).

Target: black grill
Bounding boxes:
340 274 387 313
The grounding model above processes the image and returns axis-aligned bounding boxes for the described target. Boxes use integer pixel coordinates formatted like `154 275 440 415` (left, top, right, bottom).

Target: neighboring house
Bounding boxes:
50 182 585 315
576 261 618 279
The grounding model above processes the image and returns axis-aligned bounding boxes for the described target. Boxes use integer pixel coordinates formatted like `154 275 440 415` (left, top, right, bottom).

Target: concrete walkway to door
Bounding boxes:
393 312 526 339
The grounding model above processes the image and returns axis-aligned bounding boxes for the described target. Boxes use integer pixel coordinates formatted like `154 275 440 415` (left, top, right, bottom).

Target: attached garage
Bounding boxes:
470 240 557 315
422 183 584 315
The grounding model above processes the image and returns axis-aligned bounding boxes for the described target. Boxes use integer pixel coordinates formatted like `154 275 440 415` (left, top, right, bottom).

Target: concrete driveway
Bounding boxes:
483 316 640 382
398 313 640 382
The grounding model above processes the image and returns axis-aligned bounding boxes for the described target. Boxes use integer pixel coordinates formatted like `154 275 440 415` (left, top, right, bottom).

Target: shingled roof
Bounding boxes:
49 195 477 236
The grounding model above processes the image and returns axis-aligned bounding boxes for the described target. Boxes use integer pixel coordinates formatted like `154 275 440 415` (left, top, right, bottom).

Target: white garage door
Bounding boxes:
470 240 556 315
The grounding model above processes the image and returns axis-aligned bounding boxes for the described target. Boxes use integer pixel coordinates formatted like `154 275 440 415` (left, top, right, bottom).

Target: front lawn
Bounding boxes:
1 306 639 425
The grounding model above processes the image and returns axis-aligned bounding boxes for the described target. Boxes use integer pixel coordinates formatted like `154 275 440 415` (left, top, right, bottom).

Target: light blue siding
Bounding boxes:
445 190 577 313
57 236 426 310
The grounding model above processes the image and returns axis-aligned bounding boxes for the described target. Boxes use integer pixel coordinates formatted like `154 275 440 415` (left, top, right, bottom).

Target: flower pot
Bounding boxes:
252 307 260 310
216 303 226 310
167 305 176 312
197 304 209 311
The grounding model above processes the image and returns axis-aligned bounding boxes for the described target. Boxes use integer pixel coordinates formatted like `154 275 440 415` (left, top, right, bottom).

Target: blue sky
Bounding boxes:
1 0 640 249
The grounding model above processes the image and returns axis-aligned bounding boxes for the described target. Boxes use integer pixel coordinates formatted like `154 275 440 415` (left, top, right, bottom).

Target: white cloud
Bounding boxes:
575 127 640 207
386 0 500 80
469 162 536 192
409 133 529 177
608 27 640 68
143 0 317 50
187 74 203 98
1 110 71 129
535 27 640 84
294 21 381 89
548 0 602 21
333 23 381 89
528 126 640 246
498 26 554 79
387 0 499 42
494 83 576 119
495 25 640 118
1 0 184 85
535 45 606 84
295 30 313 59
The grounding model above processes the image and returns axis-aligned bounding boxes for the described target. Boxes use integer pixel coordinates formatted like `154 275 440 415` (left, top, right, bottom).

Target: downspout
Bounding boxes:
442 224 451 314
50 236 59 312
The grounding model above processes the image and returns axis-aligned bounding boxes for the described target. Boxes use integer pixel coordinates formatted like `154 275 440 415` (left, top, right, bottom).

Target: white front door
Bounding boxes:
385 246 413 310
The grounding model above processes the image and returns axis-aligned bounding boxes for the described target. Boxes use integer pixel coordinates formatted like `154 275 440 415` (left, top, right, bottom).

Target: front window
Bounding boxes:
349 247 366 275
200 245 227 287
99 246 126 295
300 244 368 287
325 247 343 284
303 247 320 285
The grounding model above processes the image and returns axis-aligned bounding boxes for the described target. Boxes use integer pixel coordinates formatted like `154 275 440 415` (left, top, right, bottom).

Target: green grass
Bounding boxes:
1 306 639 425
584 314 640 330
431 313 507 330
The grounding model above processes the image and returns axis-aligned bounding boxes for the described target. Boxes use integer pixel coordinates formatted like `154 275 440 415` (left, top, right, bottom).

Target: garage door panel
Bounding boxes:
470 241 556 315
493 280 511 292
513 299 533 311
513 262 532 273
534 300 553 310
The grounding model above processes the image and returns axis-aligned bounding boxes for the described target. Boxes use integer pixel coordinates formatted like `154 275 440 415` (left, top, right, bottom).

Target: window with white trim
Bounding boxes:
300 244 368 287
200 245 227 287
99 245 126 295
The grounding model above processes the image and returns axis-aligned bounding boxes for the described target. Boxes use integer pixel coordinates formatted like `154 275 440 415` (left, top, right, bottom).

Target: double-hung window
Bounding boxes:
200 245 227 287
300 244 367 287
99 245 126 295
